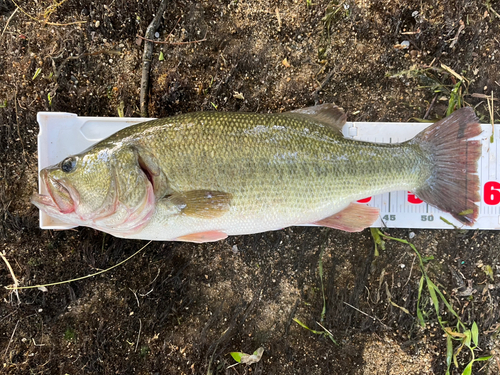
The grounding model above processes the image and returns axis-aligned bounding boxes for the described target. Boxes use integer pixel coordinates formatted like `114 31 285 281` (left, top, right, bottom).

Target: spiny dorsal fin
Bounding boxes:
165 190 232 219
288 104 347 133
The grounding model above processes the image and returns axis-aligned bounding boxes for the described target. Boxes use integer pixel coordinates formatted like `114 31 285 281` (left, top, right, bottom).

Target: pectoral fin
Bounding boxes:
313 202 379 232
165 190 232 219
176 231 228 243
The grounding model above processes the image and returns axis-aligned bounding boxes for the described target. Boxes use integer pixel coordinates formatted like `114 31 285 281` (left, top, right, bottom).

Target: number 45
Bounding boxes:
383 215 396 221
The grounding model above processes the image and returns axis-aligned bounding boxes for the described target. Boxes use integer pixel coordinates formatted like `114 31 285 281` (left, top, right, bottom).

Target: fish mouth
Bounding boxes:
31 169 77 214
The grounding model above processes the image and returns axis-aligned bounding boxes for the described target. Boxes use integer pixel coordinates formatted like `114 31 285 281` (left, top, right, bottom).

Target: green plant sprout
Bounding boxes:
318 1 349 59
372 229 492 375
228 347 264 369
292 318 337 344
32 68 42 80
117 101 125 118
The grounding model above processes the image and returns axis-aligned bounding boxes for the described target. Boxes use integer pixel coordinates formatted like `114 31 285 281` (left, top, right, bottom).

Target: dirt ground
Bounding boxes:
1 0 500 374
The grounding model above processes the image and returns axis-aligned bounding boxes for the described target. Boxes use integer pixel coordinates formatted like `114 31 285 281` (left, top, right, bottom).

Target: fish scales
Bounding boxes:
107 112 427 239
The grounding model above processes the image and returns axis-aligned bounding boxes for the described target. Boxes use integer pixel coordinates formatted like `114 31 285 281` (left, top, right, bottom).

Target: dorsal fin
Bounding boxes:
288 104 347 132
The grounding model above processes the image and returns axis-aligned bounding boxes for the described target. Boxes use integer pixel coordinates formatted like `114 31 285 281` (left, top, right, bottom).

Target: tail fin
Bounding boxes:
412 107 482 226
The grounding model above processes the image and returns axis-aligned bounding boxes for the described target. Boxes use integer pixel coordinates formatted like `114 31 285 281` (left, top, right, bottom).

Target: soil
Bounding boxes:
1 0 500 374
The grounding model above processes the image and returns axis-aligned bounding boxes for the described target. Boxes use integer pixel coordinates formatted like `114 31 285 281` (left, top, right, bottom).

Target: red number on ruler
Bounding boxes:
484 181 500 205
357 197 372 203
407 192 423 204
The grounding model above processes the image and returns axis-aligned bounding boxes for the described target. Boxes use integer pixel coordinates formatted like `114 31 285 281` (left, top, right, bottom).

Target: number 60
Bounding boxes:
484 181 500 205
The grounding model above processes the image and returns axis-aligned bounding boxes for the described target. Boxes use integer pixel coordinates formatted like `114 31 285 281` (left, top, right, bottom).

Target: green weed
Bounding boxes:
228 347 264 368
318 1 349 60
64 327 76 341
389 64 471 117
372 229 492 375
117 101 125 118
292 318 337 344
293 237 338 344
32 68 42 80
485 1 500 20
139 345 150 357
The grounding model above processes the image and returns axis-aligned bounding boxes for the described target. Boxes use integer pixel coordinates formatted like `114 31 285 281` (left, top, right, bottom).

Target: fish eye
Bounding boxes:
61 157 76 173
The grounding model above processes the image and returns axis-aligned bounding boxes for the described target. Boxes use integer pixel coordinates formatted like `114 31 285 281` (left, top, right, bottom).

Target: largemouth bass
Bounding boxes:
32 105 481 242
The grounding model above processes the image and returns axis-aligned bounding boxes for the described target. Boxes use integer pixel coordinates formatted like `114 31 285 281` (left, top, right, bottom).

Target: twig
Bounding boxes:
343 301 390 329
135 318 142 352
471 93 499 101
136 32 207 46
449 20 465 49
129 288 140 307
3 320 20 362
423 95 438 119
313 68 336 103
14 91 26 163
1 7 18 39
140 0 169 117
487 92 495 142
1 252 20 304
315 321 334 337
275 7 282 31
400 28 420 35
403 254 416 287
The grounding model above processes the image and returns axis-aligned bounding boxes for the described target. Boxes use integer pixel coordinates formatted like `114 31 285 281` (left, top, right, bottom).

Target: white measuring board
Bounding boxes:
36 112 499 231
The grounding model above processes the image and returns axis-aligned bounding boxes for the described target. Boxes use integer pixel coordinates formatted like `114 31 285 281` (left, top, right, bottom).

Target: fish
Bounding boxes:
31 105 482 242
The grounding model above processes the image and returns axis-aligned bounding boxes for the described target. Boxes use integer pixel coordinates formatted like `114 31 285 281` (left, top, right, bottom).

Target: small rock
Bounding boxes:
409 232 415 239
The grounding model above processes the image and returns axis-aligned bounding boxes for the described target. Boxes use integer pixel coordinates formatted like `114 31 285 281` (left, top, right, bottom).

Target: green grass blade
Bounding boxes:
430 280 464 329
471 322 479 347
293 318 321 334
230 352 244 363
416 275 425 327
475 355 492 361
461 361 473 375
426 281 441 323
446 334 453 375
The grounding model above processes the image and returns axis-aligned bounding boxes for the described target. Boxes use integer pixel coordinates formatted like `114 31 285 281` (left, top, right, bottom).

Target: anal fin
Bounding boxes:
313 202 379 232
176 230 228 243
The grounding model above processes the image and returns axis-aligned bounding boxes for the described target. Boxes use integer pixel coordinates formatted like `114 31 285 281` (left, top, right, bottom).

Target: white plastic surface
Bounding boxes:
37 112 500 230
